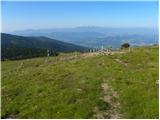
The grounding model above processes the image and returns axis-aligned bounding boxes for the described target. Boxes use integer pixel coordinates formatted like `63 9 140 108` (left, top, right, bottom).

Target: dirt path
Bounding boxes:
94 82 122 119
115 58 128 66
82 51 126 58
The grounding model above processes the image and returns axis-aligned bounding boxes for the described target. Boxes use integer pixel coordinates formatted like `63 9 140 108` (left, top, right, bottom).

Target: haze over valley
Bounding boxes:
11 26 158 48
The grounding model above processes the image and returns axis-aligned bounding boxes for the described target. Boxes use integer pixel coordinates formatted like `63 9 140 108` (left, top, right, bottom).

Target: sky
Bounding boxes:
1 1 158 32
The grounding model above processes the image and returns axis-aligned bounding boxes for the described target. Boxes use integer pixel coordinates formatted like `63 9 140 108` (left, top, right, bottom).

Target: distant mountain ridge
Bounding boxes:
12 26 158 35
11 27 158 48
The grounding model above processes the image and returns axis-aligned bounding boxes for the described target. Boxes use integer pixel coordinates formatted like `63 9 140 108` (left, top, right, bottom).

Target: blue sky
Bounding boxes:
2 1 158 32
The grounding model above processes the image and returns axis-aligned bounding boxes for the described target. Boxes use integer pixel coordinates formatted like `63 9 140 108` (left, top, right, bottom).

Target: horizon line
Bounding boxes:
1 0 158 2
3 26 158 33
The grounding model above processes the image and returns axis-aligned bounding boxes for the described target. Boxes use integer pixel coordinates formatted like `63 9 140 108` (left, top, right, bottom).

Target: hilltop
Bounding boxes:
1 45 158 118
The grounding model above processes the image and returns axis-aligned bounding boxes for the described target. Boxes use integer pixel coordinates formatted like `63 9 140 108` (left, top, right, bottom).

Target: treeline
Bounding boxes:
1 47 59 60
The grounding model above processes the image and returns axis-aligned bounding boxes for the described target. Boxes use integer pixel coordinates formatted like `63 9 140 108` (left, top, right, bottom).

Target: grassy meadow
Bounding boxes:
1 45 159 118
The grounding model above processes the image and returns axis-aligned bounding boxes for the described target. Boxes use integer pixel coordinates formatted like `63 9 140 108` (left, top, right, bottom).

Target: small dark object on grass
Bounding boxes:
121 43 130 49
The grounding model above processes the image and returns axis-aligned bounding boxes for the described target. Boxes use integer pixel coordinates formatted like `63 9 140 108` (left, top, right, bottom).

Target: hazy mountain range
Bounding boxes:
11 26 158 48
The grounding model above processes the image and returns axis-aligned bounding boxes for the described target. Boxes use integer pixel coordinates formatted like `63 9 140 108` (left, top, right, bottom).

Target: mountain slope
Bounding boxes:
1 33 89 60
1 33 89 52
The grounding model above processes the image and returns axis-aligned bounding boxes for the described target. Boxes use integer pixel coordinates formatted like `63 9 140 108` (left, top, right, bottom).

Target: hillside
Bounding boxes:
1 33 89 51
1 45 158 119
1 33 89 60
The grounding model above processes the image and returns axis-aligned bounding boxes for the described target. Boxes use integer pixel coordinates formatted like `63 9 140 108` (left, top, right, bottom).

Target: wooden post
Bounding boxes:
47 49 50 57
75 51 78 58
107 48 109 53
101 45 104 51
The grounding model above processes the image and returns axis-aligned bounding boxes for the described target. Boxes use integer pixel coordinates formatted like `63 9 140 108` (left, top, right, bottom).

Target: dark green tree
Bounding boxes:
121 43 130 49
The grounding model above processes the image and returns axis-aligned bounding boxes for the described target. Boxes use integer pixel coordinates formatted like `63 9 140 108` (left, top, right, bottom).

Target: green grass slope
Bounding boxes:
1 45 159 118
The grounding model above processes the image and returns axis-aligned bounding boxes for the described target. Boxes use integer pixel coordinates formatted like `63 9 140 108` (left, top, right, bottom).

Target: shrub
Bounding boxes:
121 43 130 49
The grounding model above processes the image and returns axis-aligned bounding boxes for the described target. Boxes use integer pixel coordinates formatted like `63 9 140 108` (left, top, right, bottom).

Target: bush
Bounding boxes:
121 43 130 49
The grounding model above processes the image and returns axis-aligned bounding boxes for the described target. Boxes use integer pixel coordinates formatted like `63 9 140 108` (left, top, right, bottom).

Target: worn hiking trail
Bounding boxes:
94 82 122 119
115 58 128 66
